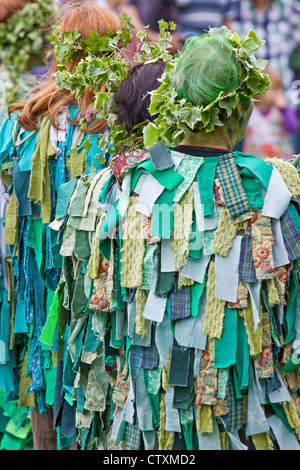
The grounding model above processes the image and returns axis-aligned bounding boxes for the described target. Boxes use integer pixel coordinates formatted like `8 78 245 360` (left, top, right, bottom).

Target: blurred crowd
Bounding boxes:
2 0 300 160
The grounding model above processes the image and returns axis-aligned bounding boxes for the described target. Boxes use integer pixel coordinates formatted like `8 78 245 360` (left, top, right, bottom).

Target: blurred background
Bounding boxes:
0 0 300 452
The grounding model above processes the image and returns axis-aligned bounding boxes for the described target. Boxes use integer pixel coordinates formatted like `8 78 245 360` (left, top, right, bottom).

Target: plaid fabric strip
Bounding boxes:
142 344 159 370
225 371 244 432
280 210 300 261
170 285 191 321
216 153 251 220
238 230 257 283
124 421 141 450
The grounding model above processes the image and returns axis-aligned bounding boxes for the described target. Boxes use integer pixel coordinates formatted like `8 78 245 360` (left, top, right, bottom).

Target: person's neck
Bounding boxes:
180 129 233 152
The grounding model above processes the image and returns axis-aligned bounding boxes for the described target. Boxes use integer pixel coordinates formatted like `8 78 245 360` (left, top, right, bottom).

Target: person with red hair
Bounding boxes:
0 1 121 450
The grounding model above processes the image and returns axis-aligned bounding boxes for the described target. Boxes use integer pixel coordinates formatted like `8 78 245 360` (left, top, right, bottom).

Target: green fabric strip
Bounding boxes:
99 200 119 261
235 151 273 189
39 281 64 346
189 212 202 259
235 315 250 390
135 159 184 191
232 366 243 399
151 188 175 238
214 306 237 368
99 172 115 204
26 217 44 273
197 157 218 218
239 168 264 209
191 276 207 318
284 269 298 345
143 369 160 429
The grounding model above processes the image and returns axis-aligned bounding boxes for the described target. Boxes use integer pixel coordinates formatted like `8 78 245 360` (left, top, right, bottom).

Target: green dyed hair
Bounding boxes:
173 33 241 107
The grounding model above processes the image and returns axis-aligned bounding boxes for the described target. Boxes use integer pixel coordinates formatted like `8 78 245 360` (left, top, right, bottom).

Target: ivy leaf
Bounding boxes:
143 122 160 147
83 139 92 151
178 107 201 129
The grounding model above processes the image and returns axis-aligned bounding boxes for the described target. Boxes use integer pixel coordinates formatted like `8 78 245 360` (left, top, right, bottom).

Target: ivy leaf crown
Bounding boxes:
50 15 176 156
143 25 272 149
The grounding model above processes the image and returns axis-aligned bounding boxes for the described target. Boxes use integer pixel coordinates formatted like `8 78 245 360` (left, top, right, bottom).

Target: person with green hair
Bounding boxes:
43 26 300 451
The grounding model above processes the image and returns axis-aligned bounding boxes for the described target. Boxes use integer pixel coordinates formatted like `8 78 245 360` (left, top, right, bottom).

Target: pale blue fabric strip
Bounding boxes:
118 173 132 219
218 417 248 450
215 235 243 303
123 347 143 424
271 218 290 268
193 182 205 232
165 387 181 433
227 430 248 450
193 349 202 377
110 406 124 443
143 256 168 323
175 290 207 349
246 360 270 437
262 167 291 219
142 431 157 450
268 366 292 403
155 311 174 367
99 181 121 212
132 172 148 195
161 238 176 273
267 414 300 450
181 254 210 284
197 413 221 450
135 368 154 431
128 296 152 346
135 173 165 217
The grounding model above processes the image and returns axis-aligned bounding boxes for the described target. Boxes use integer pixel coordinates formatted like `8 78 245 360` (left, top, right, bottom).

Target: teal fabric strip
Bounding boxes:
189 212 202 259
143 369 160 429
99 200 119 261
151 188 175 238
214 306 238 368
235 151 273 189
40 282 63 346
13 302 28 334
98 172 115 204
235 315 250 390
191 275 207 318
110 310 123 349
232 366 243 399
124 336 133 381
284 269 298 345
17 129 39 172
197 157 218 218
135 159 184 191
0 115 18 166
239 168 264 209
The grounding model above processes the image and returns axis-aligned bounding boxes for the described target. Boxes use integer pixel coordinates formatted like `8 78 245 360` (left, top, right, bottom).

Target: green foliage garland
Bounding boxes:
142 26 272 148
52 16 175 155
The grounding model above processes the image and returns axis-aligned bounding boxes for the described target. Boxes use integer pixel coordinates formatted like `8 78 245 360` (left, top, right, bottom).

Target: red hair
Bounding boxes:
8 1 121 133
